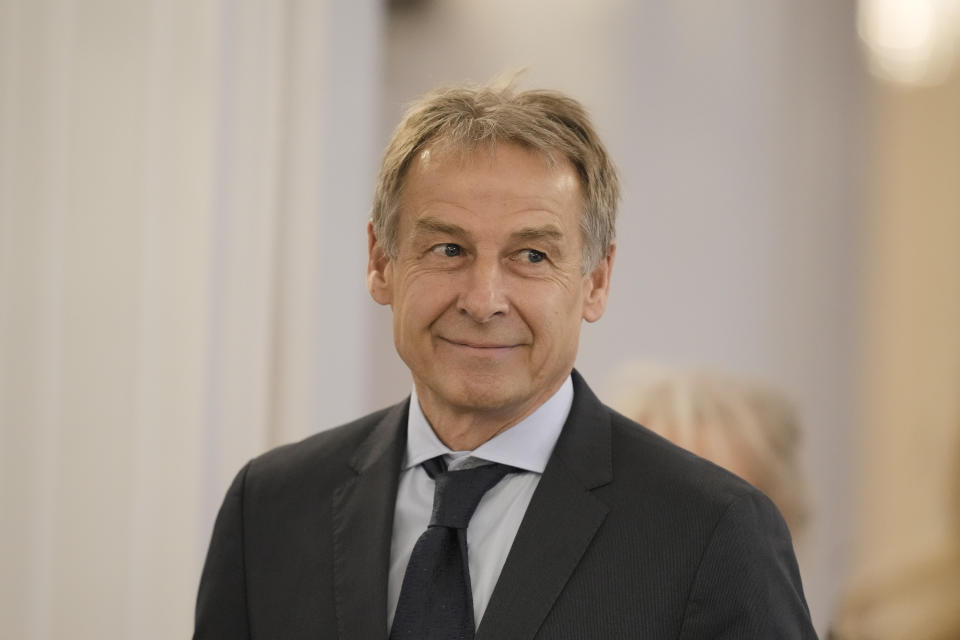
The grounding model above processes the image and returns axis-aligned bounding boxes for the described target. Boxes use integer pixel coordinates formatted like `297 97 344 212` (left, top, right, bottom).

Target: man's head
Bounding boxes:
367 81 619 445
372 80 619 273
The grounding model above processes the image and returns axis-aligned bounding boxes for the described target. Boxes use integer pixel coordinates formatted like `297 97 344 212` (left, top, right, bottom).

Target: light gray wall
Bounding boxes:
369 1 863 632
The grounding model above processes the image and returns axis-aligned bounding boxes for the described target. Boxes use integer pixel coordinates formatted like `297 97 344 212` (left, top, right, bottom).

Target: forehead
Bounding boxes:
398 143 583 227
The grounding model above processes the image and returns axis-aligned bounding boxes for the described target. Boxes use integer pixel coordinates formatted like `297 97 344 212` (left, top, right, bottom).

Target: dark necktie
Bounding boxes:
390 457 518 640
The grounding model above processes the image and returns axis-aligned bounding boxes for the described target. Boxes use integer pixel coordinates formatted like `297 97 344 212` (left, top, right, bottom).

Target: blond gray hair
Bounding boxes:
372 80 619 272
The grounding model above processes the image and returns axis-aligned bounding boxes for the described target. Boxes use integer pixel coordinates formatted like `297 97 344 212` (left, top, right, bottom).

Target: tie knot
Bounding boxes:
423 458 518 529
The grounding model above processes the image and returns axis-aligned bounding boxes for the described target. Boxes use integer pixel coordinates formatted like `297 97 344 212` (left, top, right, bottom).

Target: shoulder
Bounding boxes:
243 401 406 492
607 406 809 602
608 406 757 500
567 370 764 518
601 405 786 538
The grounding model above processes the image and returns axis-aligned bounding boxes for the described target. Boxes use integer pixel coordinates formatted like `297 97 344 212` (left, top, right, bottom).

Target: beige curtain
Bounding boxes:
0 1 381 638
834 70 960 637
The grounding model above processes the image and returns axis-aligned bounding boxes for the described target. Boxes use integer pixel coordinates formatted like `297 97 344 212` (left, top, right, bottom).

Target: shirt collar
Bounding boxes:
403 375 574 473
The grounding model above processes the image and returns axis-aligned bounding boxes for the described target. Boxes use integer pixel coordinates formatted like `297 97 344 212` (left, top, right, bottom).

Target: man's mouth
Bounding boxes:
439 337 520 351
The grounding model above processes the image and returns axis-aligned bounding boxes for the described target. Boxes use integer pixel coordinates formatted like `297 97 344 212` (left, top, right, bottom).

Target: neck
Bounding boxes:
423 410 520 451
414 380 565 451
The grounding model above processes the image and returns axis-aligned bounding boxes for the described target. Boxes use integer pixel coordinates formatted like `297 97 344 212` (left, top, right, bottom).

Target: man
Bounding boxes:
195 81 817 639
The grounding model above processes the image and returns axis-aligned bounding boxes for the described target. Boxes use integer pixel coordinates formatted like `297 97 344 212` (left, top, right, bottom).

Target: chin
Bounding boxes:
439 373 526 413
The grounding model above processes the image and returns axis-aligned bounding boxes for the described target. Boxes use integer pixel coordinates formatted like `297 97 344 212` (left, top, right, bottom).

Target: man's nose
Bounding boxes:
457 258 509 323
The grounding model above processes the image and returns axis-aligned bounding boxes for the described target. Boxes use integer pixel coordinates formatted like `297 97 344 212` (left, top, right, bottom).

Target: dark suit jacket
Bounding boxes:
195 371 817 638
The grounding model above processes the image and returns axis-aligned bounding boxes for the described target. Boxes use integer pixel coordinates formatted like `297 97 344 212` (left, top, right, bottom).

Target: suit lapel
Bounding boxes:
331 400 408 640
477 371 612 640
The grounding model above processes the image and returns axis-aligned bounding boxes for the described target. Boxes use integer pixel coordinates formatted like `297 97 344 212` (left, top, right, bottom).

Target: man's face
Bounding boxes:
368 143 613 429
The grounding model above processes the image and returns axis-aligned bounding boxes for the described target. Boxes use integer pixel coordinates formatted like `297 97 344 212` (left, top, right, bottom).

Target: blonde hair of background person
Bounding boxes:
609 362 811 538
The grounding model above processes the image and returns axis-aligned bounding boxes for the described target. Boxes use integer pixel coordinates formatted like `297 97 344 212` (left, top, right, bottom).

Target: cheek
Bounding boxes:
523 288 584 344
545 280 587 320
395 276 457 332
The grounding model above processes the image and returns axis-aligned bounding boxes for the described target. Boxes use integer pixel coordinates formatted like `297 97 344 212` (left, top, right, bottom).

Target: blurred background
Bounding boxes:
1 0 958 638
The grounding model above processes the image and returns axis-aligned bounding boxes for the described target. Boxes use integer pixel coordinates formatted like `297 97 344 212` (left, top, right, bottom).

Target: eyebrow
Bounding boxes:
412 217 565 246
511 226 564 243
413 217 469 238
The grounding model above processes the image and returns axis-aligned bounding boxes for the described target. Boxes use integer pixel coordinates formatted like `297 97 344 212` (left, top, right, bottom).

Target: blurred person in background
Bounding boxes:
829 439 960 640
608 361 811 541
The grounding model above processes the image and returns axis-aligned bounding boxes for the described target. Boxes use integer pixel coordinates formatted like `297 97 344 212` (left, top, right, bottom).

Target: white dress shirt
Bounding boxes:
387 376 574 631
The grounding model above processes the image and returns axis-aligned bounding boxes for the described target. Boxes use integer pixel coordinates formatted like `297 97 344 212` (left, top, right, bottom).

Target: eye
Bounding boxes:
431 243 462 258
521 249 546 263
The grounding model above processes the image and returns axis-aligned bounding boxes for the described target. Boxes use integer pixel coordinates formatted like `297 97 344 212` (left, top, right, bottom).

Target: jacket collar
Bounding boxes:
477 369 613 639
332 369 613 640
332 400 408 639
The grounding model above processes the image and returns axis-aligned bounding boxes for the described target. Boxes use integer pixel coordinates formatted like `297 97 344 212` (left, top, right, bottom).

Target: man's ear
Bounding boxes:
582 243 615 323
367 221 393 306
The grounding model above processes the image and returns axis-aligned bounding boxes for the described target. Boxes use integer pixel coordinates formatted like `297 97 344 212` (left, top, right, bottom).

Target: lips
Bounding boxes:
454 341 514 349
439 337 521 350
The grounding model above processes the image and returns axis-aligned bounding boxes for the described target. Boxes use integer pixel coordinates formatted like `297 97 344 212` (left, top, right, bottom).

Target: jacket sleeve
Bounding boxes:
194 462 252 640
678 490 818 639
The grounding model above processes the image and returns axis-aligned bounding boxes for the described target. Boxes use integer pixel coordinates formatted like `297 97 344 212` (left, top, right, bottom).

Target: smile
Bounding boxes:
439 337 521 352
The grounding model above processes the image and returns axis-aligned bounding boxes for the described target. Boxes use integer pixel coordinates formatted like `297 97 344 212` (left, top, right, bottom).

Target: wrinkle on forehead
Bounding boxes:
409 144 581 206
410 216 567 245
413 140 558 175
398 142 588 269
